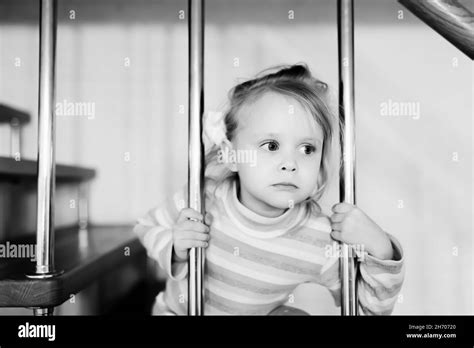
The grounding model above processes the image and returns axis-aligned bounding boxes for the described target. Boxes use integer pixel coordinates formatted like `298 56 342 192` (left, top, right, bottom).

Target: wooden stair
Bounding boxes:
0 156 96 183
0 104 30 125
0 131 149 310
0 225 146 308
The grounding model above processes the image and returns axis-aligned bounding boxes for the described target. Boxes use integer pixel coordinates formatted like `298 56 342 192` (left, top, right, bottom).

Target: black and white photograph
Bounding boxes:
0 0 472 345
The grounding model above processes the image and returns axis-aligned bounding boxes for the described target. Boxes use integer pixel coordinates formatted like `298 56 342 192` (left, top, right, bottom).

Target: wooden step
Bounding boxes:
0 104 31 125
0 156 96 183
0 225 146 308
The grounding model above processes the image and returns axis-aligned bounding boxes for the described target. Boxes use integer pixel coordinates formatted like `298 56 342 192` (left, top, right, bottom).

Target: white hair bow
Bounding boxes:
202 111 230 154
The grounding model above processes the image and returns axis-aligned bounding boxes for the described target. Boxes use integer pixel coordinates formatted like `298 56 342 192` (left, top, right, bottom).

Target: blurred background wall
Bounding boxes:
0 0 472 315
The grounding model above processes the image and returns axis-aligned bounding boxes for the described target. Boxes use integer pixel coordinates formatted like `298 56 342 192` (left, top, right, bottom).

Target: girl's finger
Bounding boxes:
330 230 342 242
177 231 210 242
179 220 209 232
331 221 343 232
330 213 345 223
331 202 354 214
177 208 203 223
204 212 213 225
179 240 209 249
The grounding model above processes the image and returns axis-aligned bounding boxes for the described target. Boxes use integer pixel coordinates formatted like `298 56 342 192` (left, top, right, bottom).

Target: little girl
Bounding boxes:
134 64 405 315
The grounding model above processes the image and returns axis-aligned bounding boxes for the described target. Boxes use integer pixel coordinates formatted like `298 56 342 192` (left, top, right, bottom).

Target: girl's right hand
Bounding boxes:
172 208 211 262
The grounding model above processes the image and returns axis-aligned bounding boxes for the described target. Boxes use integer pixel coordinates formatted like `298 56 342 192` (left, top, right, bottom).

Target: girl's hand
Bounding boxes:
172 208 212 262
329 202 394 260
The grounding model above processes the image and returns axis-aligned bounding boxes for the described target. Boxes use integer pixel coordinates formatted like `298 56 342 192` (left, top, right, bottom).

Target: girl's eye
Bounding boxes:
261 141 279 152
300 144 316 155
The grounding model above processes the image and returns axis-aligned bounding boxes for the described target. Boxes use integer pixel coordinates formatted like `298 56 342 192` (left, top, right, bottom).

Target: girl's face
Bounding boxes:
226 92 324 218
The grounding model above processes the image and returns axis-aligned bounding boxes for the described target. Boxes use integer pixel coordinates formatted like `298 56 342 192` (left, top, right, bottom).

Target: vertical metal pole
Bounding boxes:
33 308 54 316
187 0 205 316
78 182 90 251
78 182 89 231
31 0 58 278
338 0 358 316
10 118 21 159
26 0 60 317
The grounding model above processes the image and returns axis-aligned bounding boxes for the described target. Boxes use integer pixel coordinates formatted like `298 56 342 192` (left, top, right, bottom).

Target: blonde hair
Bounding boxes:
204 63 339 216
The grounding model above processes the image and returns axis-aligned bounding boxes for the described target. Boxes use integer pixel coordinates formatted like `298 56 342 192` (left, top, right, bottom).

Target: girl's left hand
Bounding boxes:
329 202 394 260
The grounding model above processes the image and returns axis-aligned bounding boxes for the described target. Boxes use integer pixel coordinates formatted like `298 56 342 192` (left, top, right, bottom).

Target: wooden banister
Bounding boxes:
399 0 474 59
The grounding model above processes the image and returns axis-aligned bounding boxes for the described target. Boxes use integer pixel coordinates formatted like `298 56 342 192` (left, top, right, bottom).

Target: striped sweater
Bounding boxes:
134 177 405 315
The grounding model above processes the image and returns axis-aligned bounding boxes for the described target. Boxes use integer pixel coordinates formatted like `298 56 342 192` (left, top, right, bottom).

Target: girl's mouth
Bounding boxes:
272 183 298 190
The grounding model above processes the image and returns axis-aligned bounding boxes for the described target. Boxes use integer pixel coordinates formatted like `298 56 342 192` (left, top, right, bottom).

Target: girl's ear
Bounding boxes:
219 140 238 173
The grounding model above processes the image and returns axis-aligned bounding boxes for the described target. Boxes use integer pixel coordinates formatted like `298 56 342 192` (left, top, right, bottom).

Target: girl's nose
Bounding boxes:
279 160 297 172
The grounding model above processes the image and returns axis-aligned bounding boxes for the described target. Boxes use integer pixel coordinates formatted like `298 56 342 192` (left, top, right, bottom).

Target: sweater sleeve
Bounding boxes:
133 185 188 281
319 233 405 315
